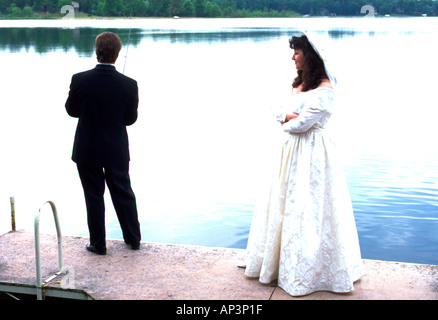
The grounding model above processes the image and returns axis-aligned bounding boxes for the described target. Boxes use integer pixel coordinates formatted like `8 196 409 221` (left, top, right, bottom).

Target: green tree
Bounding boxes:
194 0 206 16
95 0 103 15
169 0 184 16
160 0 171 15
124 0 148 16
182 0 194 16
58 0 72 10
379 1 393 15
10 3 21 16
147 0 162 15
148 0 170 16
33 0 43 11
22 5 34 16
109 0 124 16
93 0 122 16
1 0 436 18
0 0 9 13
44 0 59 13
79 0 93 13
220 1 234 16
205 1 221 16
326 0 340 14
13 0 26 9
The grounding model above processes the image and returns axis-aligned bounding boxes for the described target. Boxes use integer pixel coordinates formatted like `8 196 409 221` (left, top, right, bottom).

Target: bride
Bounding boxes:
244 33 363 296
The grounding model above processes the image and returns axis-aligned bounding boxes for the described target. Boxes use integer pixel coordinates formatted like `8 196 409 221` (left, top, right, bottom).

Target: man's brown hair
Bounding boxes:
95 32 122 64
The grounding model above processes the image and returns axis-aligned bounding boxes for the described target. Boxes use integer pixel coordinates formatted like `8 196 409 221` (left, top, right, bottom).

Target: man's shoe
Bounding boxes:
86 243 107 255
125 241 140 250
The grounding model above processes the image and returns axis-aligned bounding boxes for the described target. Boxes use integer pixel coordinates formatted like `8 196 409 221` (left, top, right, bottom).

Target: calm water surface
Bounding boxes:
0 18 437 265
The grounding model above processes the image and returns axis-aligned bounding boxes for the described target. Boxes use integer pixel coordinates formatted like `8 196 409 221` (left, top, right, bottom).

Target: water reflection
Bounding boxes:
346 154 438 264
0 27 143 55
0 23 408 55
0 25 370 55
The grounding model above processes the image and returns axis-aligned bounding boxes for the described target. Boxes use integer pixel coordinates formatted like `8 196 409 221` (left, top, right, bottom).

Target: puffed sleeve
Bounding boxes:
271 97 301 123
282 93 330 133
272 105 288 123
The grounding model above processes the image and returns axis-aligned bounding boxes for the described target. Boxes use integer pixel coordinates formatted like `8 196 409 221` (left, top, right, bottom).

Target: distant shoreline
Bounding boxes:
1 15 435 30
1 11 303 20
1 16 436 36
0 14 432 21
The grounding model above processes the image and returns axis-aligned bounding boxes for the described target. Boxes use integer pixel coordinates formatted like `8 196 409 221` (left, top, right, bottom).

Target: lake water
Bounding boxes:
0 17 437 265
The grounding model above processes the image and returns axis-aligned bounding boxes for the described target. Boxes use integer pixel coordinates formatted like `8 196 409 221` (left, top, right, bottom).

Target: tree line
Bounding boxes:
1 0 438 18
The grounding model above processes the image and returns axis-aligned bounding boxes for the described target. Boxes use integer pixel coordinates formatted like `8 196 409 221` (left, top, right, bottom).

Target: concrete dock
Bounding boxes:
1 231 437 300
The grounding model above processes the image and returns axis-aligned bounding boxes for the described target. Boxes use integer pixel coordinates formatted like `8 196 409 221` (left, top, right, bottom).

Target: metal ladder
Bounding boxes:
34 201 64 300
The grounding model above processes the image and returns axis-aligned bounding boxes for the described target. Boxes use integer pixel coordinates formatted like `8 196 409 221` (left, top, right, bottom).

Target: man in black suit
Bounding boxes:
66 32 141 255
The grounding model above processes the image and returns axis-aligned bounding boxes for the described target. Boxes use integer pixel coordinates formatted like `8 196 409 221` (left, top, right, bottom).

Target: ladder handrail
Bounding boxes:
34 200 64 300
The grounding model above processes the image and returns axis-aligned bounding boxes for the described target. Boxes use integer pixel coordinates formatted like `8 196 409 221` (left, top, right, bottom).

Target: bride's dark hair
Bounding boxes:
290 35 328 92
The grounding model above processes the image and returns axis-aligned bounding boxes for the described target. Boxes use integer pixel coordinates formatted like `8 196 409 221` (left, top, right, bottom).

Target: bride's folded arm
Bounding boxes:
282 104 327 133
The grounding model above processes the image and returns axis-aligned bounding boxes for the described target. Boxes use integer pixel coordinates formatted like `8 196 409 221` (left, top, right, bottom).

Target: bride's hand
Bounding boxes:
285 113 299 122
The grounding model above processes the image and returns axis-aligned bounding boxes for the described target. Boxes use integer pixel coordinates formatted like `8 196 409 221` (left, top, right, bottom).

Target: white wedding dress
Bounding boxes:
244 87 363 296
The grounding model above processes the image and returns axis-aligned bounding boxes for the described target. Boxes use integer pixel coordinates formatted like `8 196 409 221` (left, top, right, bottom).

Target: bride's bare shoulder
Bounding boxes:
292 84 303 96
318 79 333 89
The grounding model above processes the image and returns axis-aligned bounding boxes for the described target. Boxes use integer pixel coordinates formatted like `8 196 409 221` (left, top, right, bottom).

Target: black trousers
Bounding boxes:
77 164 141 249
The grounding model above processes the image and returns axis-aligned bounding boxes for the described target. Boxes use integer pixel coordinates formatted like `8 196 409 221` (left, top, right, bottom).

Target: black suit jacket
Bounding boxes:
66 64 139 167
